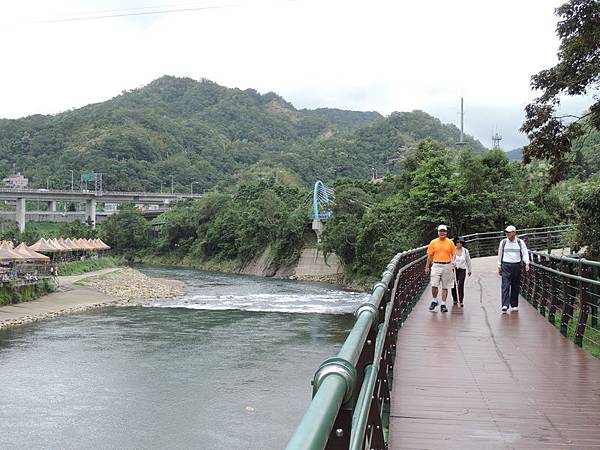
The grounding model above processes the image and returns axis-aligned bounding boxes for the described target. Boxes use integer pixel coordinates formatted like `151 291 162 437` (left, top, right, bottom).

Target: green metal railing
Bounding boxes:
463 224 572 257
287 225 575 450
286 247 428 450
522 251 600 348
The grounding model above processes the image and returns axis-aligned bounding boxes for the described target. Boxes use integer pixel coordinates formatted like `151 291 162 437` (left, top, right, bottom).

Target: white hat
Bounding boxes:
505 225 516 232
437 224 448 231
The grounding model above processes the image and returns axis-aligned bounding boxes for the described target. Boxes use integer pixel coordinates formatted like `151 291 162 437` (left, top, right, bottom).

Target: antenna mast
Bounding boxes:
456 96 466 146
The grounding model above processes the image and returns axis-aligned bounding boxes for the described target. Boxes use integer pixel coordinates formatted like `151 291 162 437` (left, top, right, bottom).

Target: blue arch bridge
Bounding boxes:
312 180 333 242
286 224 600 450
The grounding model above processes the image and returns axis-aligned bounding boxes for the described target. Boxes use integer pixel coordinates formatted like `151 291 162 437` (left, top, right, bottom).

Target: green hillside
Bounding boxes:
0 75 485 191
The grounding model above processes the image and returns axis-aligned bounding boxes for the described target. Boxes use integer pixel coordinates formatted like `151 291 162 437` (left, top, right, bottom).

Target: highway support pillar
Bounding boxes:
16 197 26 232
85 199 96 229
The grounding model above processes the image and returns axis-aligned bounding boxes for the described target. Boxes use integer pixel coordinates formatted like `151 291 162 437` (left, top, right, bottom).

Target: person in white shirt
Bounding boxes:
497 225 530 313
451 236 472 307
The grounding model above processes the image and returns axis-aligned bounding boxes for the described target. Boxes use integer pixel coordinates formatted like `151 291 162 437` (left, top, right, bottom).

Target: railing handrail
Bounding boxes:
522 248 600 348
462 224 571 239
286 246 428 450
529 250 600 268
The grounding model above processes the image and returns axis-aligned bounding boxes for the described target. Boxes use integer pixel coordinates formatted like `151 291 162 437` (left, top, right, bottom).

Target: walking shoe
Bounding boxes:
501 306 508 313
459 302 464 307
511 306 519 312
429 301 438 311
440 304 448 313
453 300 458 305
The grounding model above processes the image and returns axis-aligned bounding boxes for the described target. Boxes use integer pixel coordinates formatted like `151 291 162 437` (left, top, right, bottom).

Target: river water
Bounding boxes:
0 267 367 449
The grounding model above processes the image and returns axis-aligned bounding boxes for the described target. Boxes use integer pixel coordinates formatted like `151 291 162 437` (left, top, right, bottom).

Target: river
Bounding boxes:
0 266 367 449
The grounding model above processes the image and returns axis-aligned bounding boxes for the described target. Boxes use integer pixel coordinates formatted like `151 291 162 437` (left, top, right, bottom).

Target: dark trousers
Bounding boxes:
451 268 466 303
501 262 522 308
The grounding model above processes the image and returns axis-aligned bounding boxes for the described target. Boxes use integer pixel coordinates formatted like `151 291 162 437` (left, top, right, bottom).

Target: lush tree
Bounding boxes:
572 177 600 257
58 220 97 239
521 0 600 181
100 206 149 259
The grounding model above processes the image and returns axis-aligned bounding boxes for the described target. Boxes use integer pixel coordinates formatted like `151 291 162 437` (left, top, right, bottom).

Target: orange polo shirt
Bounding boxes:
427 237 455 263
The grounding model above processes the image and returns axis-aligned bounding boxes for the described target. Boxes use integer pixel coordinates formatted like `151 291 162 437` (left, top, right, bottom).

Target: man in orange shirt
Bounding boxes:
424 224 456 312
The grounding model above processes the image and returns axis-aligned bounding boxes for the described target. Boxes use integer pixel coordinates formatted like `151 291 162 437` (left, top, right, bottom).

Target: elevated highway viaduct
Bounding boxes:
0 188 202 231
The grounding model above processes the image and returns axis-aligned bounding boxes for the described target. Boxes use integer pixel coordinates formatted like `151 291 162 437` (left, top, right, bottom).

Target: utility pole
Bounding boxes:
456 96 466 146
171 175 174 194
160 182 163 194
70 170 74 191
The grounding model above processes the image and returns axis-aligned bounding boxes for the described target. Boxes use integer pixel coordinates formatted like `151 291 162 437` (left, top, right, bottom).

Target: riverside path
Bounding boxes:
286 226 600 450
387 255 600 449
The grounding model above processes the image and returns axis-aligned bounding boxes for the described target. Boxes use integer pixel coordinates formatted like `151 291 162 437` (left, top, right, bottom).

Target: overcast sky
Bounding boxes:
0 0 594 150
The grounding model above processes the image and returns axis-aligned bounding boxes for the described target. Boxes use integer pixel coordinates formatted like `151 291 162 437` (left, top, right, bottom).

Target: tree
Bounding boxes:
521 0 600 181
572 178 600 257
100 206 149 259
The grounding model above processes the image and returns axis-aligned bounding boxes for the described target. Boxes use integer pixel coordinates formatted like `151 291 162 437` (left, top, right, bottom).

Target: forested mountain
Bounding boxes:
505 148 523 160
0 75 485 192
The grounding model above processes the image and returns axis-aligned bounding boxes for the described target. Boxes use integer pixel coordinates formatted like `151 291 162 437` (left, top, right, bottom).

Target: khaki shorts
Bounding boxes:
430 263 453 289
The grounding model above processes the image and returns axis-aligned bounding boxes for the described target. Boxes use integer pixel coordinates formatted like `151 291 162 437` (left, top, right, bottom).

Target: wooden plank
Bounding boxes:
388 258 600 449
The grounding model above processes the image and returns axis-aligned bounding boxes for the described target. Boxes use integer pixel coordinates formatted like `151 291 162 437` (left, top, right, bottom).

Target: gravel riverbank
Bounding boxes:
0 267 185 330
76 268 186 304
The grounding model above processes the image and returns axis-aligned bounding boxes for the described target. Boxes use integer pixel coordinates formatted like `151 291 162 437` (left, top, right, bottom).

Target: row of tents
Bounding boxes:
29 238 111 254
0 238 111 263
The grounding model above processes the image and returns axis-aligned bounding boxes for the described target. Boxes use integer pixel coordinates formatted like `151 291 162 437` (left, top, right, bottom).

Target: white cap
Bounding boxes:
437 224 448 231
505 225 516 232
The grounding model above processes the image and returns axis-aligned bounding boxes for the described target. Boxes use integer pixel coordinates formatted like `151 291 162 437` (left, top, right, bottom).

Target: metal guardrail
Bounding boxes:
522 251 600 348
286 247 428 450
286 224 575 450
463 224 572 257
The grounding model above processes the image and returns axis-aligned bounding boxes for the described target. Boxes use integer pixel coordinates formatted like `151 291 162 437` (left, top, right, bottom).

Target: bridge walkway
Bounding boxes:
388 256 600 449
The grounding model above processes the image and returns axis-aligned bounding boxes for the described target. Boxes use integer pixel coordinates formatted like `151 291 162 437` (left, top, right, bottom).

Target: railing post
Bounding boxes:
575 265 591 347
591 266 598 329
530 253 539 309
560 262 574 336
539 256 549 317
548 259 559 325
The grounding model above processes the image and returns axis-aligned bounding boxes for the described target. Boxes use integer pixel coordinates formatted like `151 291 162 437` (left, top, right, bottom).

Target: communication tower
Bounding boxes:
492 132 502 149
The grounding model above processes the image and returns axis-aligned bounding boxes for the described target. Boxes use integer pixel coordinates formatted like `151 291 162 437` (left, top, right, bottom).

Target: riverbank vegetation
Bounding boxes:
99 139 599 280
0 279 56 306
57 256 125 276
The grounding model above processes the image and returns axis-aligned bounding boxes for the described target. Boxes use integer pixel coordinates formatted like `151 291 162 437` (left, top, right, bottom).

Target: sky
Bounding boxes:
0 0 595 150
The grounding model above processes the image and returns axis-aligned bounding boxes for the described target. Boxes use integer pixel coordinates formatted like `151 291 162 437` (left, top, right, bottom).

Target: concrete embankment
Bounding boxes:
237 245 345 284
0 267 185 330
291 248 343 283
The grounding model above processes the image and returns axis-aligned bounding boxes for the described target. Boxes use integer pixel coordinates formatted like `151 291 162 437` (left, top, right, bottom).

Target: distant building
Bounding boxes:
2 173 28 189
104 203 119 212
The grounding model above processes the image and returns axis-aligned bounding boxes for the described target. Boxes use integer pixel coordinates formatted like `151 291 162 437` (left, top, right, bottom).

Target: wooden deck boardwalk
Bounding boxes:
388 257 600 450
